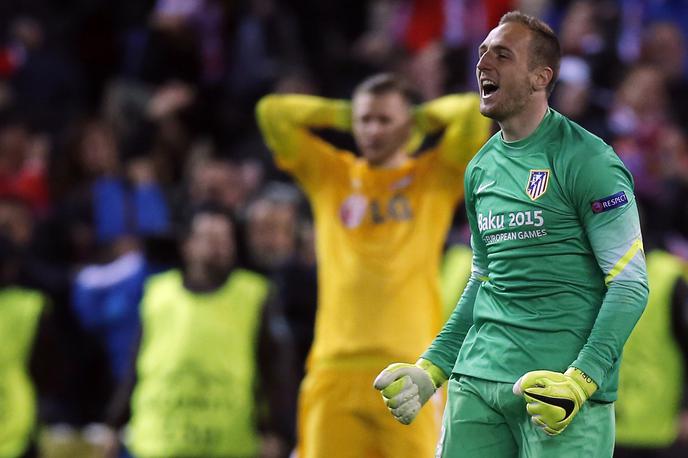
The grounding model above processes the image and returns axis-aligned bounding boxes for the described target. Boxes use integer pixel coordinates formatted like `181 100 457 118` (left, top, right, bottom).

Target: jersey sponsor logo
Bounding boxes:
525 169 550 201
369 194 413 224
339 193 414 228
339 194 368 228
591 191 628 214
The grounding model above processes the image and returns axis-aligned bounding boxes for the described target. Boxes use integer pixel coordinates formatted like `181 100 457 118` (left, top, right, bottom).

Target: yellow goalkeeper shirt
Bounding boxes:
256 93 489 368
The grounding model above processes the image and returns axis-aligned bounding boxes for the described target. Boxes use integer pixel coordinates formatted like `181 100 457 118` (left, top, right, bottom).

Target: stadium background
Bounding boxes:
1 0 688 456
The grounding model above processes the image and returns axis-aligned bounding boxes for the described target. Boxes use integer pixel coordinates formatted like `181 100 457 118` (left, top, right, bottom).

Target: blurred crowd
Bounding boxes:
2 0 688 456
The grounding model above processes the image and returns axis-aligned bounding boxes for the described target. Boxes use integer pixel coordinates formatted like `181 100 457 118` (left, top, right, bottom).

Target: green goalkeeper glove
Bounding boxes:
513 367 598 436
373 359 447 425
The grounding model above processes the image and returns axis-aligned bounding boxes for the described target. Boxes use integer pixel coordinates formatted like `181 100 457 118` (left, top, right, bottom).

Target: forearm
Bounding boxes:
257 297 298 444
422 272 480 377
29 309 57 411
416 94 479 132
256 94 350 157
572 279 648 385
572 183 648 384
416 93 490 167
105 330 140 429
133 183 169 234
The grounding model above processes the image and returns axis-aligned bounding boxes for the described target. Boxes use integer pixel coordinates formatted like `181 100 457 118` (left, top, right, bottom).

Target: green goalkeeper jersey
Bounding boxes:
424 109 648 402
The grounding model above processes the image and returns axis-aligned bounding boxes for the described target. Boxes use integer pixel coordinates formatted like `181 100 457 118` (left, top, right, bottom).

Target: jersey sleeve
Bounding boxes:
564 145 649 386
422 164 489 376
255 94 351 192
415 93 491 171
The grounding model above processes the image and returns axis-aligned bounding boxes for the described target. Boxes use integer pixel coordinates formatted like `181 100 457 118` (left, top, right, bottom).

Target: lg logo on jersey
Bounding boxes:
339 193 413 229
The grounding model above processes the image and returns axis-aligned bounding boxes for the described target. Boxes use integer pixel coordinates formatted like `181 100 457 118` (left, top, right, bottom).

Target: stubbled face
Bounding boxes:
0 201 32 246
616 66 667 118
352 91 413 166
80 123 118 176
247 201 297 269
476 22 536 121
184 213 235 275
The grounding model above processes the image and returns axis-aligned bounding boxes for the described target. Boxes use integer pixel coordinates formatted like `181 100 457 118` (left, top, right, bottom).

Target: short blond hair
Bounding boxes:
500 11 561 95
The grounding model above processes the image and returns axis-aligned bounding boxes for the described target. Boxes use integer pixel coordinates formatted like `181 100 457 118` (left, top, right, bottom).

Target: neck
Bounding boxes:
370 150 408 169
499 101 549 142
184 265 231 292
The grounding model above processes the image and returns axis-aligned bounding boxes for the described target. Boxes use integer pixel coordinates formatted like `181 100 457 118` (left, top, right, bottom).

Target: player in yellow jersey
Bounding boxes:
256 73 490 458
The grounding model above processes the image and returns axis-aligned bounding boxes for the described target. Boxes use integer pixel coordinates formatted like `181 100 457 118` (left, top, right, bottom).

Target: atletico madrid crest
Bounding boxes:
526 169 550 201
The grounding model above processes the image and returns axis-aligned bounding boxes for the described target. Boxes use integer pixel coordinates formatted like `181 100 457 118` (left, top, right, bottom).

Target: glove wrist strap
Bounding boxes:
416 358 448 389
565 367 598 398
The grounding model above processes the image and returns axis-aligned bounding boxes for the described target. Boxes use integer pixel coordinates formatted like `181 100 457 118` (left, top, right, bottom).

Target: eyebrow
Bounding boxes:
479 44 514 55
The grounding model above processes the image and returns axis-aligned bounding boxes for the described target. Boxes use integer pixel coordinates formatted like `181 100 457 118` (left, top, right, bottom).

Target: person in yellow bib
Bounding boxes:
104 206 298 458
615 248 688 457
0 196 55 458
0 278 45 458
256 73 491 458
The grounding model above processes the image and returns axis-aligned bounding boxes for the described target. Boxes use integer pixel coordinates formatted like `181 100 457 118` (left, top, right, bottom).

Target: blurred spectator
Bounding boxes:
72 240 148 385
617 0 688 72
105 206 297 458
135 0 203 85
44 113 174 429
180 154 263 224
241 182 318 383
559 0 623 91
50 118 120 265
549 0 623 139
0 192 110 430
352 0 515 98
639 22 688 127
103 79 201 184
65 141 171 423
0 116 50 214
615 249 688 458
0 196 53 458
243 182 302 272
226 0 305 102
551 56 612 139
3 16 84 133
51 117 170 262
144 81 202 185
608 64 677 247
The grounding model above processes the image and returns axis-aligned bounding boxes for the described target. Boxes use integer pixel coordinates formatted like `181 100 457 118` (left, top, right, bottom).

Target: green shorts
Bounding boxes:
436 375 615 458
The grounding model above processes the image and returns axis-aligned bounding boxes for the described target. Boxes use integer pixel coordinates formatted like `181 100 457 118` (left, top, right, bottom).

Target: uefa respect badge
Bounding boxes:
591 191 628 214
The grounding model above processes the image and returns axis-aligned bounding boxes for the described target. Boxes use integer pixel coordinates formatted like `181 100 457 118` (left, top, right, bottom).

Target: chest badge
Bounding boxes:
526 169 550 201
339 194 368 229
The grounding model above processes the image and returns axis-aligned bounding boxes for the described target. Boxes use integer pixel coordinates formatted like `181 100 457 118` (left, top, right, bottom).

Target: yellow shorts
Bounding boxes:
297 365 443 458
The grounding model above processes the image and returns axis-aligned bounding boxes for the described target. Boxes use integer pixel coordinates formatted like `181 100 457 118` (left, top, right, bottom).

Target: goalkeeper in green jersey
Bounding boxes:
374 11 649 458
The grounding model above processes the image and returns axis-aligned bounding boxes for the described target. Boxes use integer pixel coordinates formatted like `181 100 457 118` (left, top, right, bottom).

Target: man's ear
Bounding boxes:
532 66 554 93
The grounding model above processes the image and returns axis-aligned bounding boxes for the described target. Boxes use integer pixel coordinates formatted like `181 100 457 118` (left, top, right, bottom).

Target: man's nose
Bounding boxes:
477 53 492 72
364 122 383 137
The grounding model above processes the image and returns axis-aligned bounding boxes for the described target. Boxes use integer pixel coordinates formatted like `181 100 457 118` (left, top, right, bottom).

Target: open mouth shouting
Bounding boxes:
480 78 500 99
